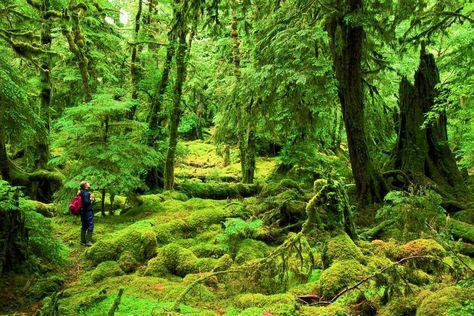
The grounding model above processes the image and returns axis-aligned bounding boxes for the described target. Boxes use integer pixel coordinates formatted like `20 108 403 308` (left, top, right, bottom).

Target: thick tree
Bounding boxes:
392 48 469 204
327 0 387 206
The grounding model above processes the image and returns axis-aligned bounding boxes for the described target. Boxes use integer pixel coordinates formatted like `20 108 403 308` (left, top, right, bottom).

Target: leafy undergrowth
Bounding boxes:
23 142 474 315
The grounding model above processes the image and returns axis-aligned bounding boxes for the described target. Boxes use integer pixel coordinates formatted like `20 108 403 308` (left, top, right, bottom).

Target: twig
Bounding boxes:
108 287 124 316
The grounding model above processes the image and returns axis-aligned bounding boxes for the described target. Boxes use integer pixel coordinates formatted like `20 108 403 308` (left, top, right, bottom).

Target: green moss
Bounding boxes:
154 219 187 244
144 243 199 277
214 254 233 271
118 251 139 273
323 233 364 267
371 239 401 259
179 181 260 199
233 293 296 309
399 239 446 258
160 190 189 201
452 210 474 224
91 261 124 282
196 257 219 272
378 296 417 316
188 208 228 231
288 280 319 296
85 220 158 266
450 219 474 243
234 239 271 264
300 304 348 316
29 275 64 300
319 260 368 298
190 243 226 258
417 286 474 316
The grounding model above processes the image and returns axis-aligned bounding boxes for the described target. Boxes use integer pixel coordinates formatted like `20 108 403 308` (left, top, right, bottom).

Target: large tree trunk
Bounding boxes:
128 0 143 120
392 49 468 202
163 28 188 190
242 98 256 184
328 0 387 206
31 0 54 202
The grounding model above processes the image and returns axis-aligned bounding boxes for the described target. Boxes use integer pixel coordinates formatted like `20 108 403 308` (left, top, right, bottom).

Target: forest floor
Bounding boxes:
6 140 474 315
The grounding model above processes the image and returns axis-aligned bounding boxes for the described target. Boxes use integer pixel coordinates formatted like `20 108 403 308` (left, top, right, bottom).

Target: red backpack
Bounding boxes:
69 194 82 215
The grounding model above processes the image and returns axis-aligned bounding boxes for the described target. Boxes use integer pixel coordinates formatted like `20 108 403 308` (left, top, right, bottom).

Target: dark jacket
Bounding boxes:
80 189 93 212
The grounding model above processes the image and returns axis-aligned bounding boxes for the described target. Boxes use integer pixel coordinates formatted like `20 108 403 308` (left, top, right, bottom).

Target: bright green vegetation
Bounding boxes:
1 0 474 315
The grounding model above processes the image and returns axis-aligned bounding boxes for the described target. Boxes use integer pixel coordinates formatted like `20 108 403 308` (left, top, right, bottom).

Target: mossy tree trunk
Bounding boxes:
391 48 468 201
128 0 143 120
31 0 54 202
63 5 92 103
146 36 176 189
242 98 256 184
163 27 189 190
327 0 387 206
0 126 10 182
0 194 28 273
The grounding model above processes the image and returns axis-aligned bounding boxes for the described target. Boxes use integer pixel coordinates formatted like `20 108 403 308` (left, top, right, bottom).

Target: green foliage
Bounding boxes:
221 218 262 258
51 91 161 195
376 187 446 241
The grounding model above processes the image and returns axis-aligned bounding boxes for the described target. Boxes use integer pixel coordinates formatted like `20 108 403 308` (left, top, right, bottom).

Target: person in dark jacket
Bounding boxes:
78 181 95 246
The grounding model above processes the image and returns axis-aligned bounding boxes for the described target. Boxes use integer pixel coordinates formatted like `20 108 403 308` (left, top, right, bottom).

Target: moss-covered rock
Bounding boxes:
213 254 233 272
450 219 474 243
233 293 296 309
190 243 226 258
144 243 200 277
154 219 187 245
29 275 64 300
234 239 271 264
399 239 445 258
196 257 218 272
371 239 401 259
91 261 124 282
378 296 417 316
319 259 367 298
85 220 158 266
323 233 364 267
416 286 474 316
118 251 139 273
300 304 348 316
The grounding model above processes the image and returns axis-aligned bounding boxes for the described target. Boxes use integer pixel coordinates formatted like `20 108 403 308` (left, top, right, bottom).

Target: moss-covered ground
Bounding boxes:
10 140 474 315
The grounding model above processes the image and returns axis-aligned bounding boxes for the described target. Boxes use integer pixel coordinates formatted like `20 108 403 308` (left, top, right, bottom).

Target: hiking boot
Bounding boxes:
81 229 87 245
85 230 93 247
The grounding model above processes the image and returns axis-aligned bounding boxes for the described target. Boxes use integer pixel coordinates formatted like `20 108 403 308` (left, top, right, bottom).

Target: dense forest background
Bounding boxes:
0 0 473 315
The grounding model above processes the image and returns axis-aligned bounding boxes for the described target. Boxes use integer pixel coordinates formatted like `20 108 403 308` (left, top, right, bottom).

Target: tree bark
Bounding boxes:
128 0 143 120
391 49 468 201
327 0 387 206
163 27 188 190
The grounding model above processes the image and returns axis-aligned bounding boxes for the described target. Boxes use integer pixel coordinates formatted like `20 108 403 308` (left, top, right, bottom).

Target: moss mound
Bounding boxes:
190 243 226 258
234 239 271 264
371 239 401 259
259 179 304 198
319 259 367 298
233 293 296 309
416 286 474 316
323 233 364 267
118 251 139 273
91 261 124 282
179 181 260 199
399 239 446 258
85 221 158 266
29 275 64 300
144 243 212 277
154 219 187 245
300 304 348 316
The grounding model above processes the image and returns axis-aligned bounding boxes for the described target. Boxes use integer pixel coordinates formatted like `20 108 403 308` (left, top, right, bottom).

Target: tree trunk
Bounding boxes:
163 28 188 190
242 98 256 184
0 126 10 181
391 49 468 201
32 0 54 202
327 0 387 206
128 0 143 120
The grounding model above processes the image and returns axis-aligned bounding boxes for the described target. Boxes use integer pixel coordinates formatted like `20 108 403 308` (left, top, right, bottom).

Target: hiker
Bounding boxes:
78 181 95 246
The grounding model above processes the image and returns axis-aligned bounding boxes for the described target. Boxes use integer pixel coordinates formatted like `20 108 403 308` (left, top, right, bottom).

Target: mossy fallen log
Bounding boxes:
177 182 261 199
450 219 474 244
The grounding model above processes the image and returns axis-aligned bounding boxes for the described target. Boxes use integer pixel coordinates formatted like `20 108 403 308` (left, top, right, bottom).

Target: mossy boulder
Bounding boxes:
416 286 474 316
85 221 158 266
190 243 226 258
29 275 64 300
91 261 124 282
154 219 187 244
144 243 200 277
371 239 401 259
323 233 364 267
378 296 417 316
213 254 233 271
235 239 271 264
187 208 227 231
399 239 446 258
118 251 139 273
300 304 348 316
234 293 296 309
319 259 368 298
